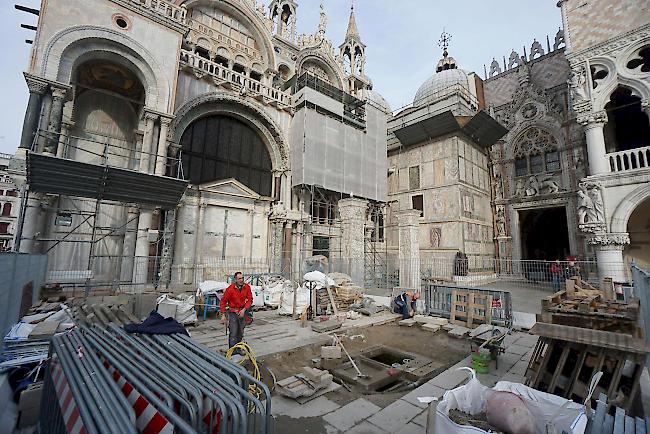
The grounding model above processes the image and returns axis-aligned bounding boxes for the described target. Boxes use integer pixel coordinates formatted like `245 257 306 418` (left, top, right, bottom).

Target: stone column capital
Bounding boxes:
586 232 630 249
396 208 421 227
578 110 608 127
23 73 49 95
159 114 175 126
338 198 368 220
50 85 70 100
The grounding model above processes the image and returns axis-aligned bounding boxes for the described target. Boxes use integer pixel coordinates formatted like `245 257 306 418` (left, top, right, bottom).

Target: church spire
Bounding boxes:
436 29 458 72
345 2 361 42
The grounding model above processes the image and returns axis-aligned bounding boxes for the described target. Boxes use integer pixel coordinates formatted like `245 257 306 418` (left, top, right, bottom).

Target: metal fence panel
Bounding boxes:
632 264 650 367
0 253 47 338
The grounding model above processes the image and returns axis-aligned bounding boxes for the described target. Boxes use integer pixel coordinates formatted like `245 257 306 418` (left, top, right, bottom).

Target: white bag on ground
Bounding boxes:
278 285 310 315
263 280 288 307
303 271 335 287
157 294 197 324
434 368 587 434
197 280 229 296
250 285 265 307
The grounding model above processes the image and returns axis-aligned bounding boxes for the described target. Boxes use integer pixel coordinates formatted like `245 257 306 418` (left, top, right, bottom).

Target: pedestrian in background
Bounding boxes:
220 271 253 349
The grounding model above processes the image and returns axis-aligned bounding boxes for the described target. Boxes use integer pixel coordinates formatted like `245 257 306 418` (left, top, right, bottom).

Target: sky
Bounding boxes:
0 0 561 154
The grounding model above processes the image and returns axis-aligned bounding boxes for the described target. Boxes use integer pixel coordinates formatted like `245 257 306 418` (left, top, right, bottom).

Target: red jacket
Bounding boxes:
219 283 253 314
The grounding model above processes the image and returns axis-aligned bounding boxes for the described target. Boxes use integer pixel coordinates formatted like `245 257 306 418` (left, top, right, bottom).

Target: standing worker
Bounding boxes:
392 290 420 320
220 272 253 349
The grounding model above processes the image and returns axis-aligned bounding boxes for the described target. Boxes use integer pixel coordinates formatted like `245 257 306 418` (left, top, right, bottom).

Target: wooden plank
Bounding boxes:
592 393 608 434
624 416 635 434
530 323 650 354
604 414 614 434
549 345 570 392
326 286 339 315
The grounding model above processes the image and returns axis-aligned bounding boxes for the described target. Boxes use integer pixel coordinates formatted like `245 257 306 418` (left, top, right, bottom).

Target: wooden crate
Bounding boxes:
450 290 492 328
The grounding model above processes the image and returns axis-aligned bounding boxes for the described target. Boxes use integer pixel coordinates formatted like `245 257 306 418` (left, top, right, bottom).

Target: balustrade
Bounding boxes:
607 145 650 173
180 50 292 106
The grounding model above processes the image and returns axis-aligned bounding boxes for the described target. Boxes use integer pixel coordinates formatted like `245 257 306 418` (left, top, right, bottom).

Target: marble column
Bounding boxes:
397 208 421 291
588 233 631 284
120 206 139 282
133 208 153 284
20 74 48 150
154 116 172 176
193 203 206 284
270 219 284 273
44 86 68 155
338 198 368 286
138 111 158 173
18 194 47 254
132 131 144 170
56 122 72 158
579 111 609 175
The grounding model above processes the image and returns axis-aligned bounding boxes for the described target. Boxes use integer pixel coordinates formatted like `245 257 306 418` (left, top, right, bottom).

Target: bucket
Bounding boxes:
471 352 490 374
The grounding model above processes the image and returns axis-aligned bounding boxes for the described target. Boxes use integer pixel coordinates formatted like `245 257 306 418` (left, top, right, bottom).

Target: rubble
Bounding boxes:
277 367 333 399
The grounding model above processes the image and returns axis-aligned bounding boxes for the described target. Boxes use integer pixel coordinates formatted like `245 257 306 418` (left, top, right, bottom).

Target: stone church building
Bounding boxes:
8 0 650 288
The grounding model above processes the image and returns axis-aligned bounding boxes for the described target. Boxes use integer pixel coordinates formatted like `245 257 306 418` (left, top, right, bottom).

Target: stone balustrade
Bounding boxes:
133 0 186 24
180 50 292 107
607 145 650 173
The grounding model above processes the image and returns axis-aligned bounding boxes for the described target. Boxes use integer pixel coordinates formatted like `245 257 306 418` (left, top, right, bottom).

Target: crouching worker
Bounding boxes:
220 271 253 349
392 290 420 319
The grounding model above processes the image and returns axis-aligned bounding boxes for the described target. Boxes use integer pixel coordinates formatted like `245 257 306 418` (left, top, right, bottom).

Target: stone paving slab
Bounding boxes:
428 365 472 389
367 399 422 433
396 422 426 434
322 398 381 432
271 395 340 418
509 360 530 377
401 384 446 409
411 410 428 427
345 421 389 434
507 343 532 356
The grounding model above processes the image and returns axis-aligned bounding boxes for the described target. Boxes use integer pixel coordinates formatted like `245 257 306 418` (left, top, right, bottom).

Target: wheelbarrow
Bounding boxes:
469 324 511 370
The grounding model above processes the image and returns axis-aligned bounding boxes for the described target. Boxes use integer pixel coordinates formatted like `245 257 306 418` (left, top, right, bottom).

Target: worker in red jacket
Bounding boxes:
220 271 253 349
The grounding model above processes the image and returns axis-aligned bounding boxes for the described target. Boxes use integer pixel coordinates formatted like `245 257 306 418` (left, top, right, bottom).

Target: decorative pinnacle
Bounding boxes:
438 29 452 58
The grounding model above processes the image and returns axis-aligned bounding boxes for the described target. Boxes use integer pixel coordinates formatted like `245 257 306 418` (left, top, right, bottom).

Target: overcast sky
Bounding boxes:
0 0 561 154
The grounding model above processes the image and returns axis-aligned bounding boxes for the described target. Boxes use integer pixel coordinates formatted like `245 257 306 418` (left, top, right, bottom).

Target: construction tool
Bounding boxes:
332 334 369 379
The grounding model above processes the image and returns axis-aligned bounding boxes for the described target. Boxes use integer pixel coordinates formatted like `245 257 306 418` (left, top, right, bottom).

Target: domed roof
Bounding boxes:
413 68 471 107
365 89 391 113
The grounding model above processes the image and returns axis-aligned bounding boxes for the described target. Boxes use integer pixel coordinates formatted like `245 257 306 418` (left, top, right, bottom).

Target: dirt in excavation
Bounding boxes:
260 322 469 408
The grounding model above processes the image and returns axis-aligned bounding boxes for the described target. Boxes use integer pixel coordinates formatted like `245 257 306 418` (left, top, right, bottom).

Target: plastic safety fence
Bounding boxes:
40 326 273 434
422 283 513 327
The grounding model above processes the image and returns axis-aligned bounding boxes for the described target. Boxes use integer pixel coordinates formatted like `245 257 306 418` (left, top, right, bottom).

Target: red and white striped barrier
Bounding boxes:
50 359 87 434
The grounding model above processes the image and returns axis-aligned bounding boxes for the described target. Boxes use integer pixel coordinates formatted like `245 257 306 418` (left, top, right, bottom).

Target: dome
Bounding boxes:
413 68 471 107
365 89 391 113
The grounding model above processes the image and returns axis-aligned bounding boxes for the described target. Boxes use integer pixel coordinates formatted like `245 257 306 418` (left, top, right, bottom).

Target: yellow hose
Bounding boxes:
225 342 262 410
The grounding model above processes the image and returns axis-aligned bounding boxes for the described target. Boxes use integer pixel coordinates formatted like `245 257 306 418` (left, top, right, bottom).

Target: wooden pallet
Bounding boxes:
525 334 646 416
450 290 492 328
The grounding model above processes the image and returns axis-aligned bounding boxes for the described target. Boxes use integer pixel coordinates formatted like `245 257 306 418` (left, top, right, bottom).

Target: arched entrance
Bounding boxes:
624 197 650 269
179 115 273 195
519 206 570 261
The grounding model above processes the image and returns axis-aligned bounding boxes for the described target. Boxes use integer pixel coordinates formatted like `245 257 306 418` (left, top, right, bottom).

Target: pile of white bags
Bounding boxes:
250 284 265 307
196 280 229 296
278 285 310 315
434 368 588 434
157 294 198 325
262 278 292 308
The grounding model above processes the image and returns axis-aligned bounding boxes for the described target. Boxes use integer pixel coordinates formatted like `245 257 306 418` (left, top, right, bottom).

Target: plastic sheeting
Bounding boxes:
291 102 387 201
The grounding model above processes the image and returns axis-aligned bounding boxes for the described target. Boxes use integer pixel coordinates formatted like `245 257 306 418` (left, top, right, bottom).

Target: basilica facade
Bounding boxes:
8 0 650 288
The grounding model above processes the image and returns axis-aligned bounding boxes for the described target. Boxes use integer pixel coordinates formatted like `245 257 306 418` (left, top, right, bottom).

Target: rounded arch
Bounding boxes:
610 183 650 233
296 52 345 89
178 0 277 70
170 92 289 171
40 25 170 112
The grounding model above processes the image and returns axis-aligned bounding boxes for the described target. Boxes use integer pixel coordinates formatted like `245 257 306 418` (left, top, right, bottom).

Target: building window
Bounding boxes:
5 190 17 197
1 203 11 217
0 223 8 234
412 194 424 217
409 166 420 190
313 236 330 258
513 128 560 177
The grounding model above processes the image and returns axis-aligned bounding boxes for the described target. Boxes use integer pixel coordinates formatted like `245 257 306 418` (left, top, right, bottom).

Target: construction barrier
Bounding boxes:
422 283 513 327
40 326 273 434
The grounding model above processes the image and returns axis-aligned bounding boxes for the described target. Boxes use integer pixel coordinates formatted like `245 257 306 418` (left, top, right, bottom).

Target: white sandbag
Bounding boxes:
278 285 310 315
434 368 587 434
197 280 229 296
157 294 197 325
303 270 335 287
250 285 265 307
263 281 286 307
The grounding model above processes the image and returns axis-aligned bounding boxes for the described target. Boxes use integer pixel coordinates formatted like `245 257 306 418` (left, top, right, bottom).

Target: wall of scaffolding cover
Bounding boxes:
290 103 388 202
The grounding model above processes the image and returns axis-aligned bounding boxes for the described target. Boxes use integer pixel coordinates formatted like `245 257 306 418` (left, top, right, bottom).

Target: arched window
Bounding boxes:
1 203 11 216
604 86 650 153
513 128 560 177
180 115 273 196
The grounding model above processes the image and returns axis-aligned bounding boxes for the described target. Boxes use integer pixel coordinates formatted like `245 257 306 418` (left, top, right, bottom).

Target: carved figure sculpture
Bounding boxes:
523 175 562 197
568 67 589 102
577 185 595 224
317 3 327 37
496 207 506 236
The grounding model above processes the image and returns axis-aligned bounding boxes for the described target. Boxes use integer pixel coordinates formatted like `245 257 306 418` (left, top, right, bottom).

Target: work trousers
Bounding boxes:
228 311 245 349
